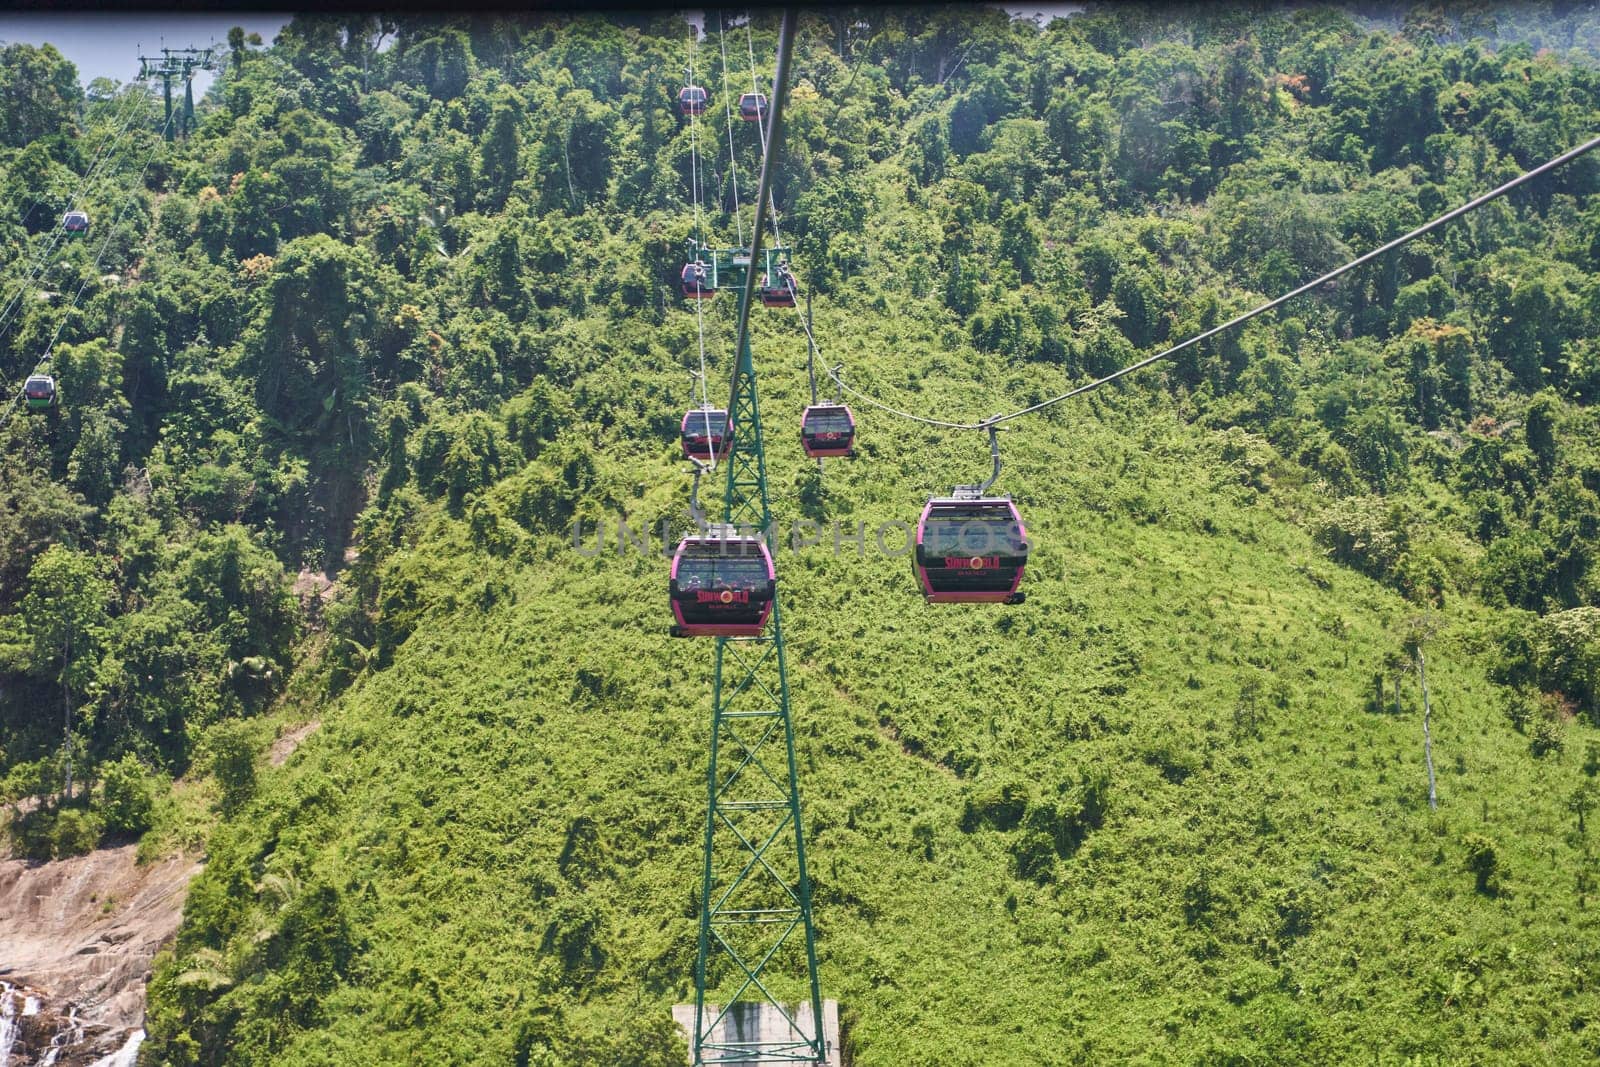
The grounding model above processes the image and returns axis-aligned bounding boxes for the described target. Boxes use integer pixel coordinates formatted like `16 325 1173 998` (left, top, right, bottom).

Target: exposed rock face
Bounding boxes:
0 845 199 1065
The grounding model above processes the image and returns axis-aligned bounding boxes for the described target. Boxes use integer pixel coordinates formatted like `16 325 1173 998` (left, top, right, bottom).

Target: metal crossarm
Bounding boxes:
683 241 792 292
137 47 215 140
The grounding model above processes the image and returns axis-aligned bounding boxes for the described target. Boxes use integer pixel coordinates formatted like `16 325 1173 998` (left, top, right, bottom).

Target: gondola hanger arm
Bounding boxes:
953 416 1004 498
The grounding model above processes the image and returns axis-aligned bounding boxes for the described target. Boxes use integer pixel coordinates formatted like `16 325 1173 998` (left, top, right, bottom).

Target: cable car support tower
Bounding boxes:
684 10 832 1064
137 46 216 140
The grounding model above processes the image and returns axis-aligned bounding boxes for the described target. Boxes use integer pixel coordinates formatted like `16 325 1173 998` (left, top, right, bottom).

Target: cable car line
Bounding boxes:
732 27 852 458
0 86 151 347
938 39 981 87
676 16 829 1063
737 16 798 311
744 16 784 247
821 128 1600 435
0 102 148 356
720 11 793 426
682 28 723 474
47 103 178 355
1 85 148 320
0 84 152 410
3 103 177 430
716 12 745 248
0 101 177 433
824 26 879 132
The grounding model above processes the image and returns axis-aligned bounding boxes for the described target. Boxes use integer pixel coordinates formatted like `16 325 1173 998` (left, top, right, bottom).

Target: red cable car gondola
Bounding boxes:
799 404 855 458
913 496 1028 604
669 533 775 637
61 210 89 234
760 270 796 308
738 92 768 122
679 85 709 117
22 374 57 412
680 408 732 462
681 262 715 299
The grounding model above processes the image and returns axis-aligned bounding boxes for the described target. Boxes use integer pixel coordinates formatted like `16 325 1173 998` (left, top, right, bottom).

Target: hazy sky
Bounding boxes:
0 14 290 95
0 7 1084 95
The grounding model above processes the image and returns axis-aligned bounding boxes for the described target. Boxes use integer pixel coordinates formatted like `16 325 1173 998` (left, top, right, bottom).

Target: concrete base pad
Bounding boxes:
671 1000 841 1066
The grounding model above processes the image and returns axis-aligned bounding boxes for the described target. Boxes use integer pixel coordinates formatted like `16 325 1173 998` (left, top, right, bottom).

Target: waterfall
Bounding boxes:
0 982 143 1067
38 1006 81 1066
1 983 16 1067
0 983 44 1067
88 1030 145 1067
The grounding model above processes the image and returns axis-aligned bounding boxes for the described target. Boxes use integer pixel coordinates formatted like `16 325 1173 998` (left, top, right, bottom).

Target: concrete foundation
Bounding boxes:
671 1000 841 1066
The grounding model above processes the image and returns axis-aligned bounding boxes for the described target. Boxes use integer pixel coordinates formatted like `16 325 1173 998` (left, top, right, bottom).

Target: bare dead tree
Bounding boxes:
1417 649 1437 811
1403 613 1445 810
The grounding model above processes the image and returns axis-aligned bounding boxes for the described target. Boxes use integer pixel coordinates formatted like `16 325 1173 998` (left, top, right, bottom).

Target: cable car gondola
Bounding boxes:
760 270 796 308
678 85 709 117
680 408 732 462
738 92 768 122
61 210 89 234
22 374 57 412
799 404 855 458
914 496 1028 604
669 531 775 637
681 262 714 299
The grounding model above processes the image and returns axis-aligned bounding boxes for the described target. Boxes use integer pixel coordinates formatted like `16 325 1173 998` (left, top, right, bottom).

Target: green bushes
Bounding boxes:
1463 833 1504 895
9 803 103 860
1492 608 1600 724
5 7 1600 1064
204 720 258 815
965 766 1109 883
99 753 160 835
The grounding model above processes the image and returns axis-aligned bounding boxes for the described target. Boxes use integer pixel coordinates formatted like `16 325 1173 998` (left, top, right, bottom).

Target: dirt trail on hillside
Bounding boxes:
0 844 200 1065
270 720 321 766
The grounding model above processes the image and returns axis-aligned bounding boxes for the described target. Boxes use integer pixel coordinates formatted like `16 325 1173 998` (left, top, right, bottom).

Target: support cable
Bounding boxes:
0 102 177 434
686 27 719 473
745 17 785 247
0 84 150 347
723 11 796 423
824 26 877 132
717 11 745 248
819 129 1600 434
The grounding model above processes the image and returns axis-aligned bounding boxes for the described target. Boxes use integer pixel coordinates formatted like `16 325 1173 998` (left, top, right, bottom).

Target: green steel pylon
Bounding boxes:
690 12 824 1061
138 47 215 139
691 330 825 1065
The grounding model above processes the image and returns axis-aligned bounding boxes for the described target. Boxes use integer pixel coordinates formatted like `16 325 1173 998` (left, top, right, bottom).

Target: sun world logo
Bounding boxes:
696 589 749 604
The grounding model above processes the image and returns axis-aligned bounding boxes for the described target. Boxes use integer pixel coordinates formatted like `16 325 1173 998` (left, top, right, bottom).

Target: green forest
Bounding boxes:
3 2 1600 1063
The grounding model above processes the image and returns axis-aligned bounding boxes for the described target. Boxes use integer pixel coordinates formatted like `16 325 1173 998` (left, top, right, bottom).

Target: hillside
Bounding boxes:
0 4 1599 1064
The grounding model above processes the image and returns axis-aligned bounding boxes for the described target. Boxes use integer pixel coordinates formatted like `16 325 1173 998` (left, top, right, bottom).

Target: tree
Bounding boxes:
997 202 1041 283
1531 607 1600 720
205 719 256 815
1481 529 1555 611
179 526 298 686
22 547 111 797
1402 614 1444 809
1524 390 1559 475
100 753 158 835
1570 781 1595 836
229 169 286 258
245 235 382 560
1347 407 1410 491
0 43 83 148
478 97 522 211
398 29 475 101
1463 833 1502 894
